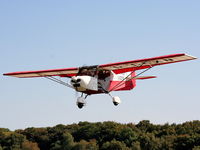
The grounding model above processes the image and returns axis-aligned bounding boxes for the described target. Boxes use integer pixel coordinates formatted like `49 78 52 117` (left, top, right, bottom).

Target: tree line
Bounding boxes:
0 120 200 150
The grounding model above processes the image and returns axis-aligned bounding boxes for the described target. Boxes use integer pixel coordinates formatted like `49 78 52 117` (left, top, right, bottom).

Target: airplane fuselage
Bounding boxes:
70 71 136 95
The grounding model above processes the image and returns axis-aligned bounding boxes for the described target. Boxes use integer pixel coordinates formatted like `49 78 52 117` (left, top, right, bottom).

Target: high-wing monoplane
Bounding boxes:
4 53 197 108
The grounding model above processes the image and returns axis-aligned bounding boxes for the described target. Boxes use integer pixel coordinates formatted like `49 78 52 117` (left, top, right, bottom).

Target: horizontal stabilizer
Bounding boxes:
135 76 157 80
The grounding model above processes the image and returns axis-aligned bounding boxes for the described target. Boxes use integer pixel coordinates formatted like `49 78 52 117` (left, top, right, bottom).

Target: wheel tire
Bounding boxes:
113 102 119 106
77 102 84 109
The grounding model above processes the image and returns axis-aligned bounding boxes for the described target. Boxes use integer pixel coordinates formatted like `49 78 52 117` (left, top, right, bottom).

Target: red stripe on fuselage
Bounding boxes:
109 80 136 91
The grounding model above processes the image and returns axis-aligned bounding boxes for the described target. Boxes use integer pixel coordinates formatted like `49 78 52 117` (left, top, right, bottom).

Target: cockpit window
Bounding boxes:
78 66 98 76
77 66 111 79
98 70 111 79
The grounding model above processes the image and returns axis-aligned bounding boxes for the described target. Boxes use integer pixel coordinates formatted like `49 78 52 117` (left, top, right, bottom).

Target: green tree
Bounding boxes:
176 121 200 135
85 140 99 150
18 127 49 150
72 122 100 142
136 120 153 132
101 140 130 150
117 127 137 147
159 136 175 150
72 140 98 150
138 133 161 150
97 122 122 146
50 132 74 150
193 146 200 150
173 135 196 150
1 120 200 150
22 140 40 150
0 131 26 150
61 132 75 150
8 133 26 149
131 141 141 150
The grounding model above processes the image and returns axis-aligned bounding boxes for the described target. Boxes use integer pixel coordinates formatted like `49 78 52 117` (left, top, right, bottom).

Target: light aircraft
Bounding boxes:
3 53 197 109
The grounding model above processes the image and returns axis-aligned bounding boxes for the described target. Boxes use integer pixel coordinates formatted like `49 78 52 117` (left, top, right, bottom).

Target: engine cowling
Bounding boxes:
71 76 98 91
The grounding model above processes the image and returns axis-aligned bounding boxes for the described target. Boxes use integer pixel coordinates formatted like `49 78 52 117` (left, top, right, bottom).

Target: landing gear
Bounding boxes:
76 94 88 109
76 97 86 109
112 96 121 106
108 93 121 106
76 93 121 108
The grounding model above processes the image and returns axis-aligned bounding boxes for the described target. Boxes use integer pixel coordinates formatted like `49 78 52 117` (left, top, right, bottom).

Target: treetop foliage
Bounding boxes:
0 120 200 150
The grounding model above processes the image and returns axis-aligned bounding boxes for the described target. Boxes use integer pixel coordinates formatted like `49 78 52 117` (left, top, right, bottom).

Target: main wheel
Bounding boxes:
112 96 121 106
76 97 86 109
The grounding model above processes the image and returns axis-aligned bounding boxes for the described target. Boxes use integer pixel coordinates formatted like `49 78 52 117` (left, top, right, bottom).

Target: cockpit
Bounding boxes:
98 70 110 79
77 66 111 80
78 66 98 77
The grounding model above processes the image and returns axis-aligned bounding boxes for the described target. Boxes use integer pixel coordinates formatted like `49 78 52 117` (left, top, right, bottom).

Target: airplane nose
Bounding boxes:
76 78 81 82
73 83 80 87
71 78 81 87
71 79 75 83
71 77 81 82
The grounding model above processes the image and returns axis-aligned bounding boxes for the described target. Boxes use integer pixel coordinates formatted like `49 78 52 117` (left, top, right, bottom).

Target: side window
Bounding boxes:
98 70 110 80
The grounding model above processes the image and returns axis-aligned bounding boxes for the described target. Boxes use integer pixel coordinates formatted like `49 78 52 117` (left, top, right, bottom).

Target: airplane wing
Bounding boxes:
3 53 197 78
3 67 79 78
99 53 197 74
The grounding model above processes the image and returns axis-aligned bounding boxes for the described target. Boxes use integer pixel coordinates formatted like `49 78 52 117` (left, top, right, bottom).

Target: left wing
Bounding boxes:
99 53 197 74
3 67 79 78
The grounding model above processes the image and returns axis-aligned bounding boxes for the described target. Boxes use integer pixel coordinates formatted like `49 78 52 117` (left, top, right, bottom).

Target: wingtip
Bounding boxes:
3 72 18 77
184 53 198 60
3 73 8 76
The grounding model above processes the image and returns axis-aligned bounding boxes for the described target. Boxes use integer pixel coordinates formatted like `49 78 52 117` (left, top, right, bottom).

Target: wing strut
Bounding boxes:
109 62 153 92
44 76 74 89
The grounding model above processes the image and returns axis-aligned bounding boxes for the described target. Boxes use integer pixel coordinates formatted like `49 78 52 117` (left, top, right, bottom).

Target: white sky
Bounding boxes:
0 1 199 130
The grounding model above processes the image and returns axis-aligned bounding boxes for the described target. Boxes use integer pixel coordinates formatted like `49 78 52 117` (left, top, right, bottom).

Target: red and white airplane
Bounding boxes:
3 53 197 109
